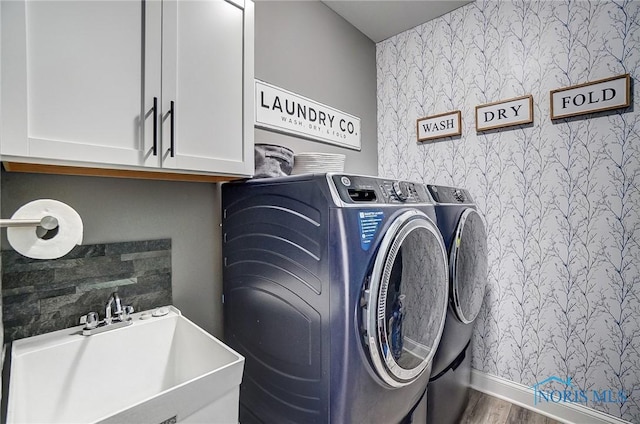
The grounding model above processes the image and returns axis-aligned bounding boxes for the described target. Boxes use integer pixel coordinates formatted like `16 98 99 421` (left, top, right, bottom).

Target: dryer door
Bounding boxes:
363 210 448 388
450 208 488 324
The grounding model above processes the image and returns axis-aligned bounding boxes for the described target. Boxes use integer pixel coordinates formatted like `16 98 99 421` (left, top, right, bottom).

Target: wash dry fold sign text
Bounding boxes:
475 95 534 132
550 74 630 119
255 80 361 150
416 111 462 142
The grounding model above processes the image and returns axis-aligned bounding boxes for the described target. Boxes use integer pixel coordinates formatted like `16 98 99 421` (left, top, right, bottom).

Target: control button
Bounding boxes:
453 189 465 203
392 181 408 201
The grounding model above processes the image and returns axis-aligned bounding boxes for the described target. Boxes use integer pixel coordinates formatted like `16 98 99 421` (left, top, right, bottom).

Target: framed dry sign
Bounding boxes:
416 110 462 142
550 74 631 120
475 95 534 132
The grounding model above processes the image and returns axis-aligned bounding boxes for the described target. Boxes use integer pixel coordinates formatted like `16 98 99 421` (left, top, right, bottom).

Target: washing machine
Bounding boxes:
425 184 488 424
222 173 449 424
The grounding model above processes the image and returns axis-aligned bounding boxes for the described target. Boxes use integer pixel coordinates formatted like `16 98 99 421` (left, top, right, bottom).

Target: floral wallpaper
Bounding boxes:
377 0 640 421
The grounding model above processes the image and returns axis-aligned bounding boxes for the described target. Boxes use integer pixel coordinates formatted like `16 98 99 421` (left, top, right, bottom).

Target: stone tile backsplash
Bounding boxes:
2 239 172 342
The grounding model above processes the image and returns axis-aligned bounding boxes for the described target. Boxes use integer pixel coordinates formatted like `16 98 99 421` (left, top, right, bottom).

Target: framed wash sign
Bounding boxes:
475 95 534 132
416 111 462 142
550 74 631 119
255 80 361 151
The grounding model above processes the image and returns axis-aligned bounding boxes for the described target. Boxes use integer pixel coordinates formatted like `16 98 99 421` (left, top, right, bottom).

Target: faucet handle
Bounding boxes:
111 292 123 315
80 311 100 329
106 292 125 322
123 305 134 321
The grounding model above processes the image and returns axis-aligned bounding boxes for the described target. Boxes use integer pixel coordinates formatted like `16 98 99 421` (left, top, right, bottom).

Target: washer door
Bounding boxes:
450 209 488 324
363 210 448 388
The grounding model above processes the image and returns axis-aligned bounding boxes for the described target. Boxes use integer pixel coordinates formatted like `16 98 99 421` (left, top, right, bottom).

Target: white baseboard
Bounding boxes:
470 370 631 424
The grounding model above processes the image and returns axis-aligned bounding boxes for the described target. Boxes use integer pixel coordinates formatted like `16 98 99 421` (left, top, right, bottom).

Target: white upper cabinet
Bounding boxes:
161 0 250 174
1 0 160 168
1 0 254 178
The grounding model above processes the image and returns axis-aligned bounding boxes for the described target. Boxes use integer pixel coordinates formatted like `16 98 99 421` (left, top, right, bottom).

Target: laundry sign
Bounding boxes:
416 110 462 142
475 95 534 132
550 74 630 119
255 80 361 151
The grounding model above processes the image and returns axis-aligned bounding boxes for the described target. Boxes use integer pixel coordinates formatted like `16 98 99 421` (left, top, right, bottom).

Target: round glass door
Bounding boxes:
363 210 448 388
450 209 488 324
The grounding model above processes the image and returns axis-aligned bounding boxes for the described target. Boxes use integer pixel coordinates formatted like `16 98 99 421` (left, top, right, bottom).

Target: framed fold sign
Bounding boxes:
550 74 631 119
416 111 462 142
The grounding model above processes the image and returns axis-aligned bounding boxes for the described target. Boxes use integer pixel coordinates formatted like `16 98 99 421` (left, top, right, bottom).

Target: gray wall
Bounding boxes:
1 171 223 336
0 1 377 338
254 0 377 175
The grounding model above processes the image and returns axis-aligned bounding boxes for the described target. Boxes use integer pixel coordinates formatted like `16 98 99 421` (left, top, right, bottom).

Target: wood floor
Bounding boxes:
458 390 562 424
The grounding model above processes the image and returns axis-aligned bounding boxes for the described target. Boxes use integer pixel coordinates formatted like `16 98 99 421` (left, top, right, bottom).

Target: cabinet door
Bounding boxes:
1 0 162 168
161 0 254 175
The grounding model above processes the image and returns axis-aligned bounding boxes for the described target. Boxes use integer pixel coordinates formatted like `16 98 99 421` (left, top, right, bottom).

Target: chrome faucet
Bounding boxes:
80 292 134 336
105 292 124 324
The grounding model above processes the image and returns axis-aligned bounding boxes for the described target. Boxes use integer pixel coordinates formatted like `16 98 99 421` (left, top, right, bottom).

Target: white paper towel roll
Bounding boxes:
7 199 83 260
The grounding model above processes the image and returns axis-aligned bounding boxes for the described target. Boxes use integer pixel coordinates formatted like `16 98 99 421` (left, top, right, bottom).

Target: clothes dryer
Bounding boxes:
425 185 488 424
222 174 449 423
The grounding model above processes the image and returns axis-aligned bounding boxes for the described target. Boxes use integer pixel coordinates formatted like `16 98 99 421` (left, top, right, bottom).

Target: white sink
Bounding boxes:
7 306 244 424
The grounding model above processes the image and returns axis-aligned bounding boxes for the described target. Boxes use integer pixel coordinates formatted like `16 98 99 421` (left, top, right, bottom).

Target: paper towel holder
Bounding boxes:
0 216 59 230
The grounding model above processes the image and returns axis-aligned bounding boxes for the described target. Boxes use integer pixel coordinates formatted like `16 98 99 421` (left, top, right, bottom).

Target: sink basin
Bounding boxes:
6 306 244 424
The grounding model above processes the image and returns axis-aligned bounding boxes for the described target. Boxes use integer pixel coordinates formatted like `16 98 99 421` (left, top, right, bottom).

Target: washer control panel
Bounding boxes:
332 175 431 204
427 184 473 204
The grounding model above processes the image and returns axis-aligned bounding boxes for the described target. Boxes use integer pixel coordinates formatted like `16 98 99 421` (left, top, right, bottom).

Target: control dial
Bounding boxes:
392 181 408 201
453 189 465 203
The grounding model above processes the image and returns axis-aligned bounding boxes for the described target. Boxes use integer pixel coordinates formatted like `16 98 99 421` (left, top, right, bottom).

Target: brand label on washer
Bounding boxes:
358 210 384 251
